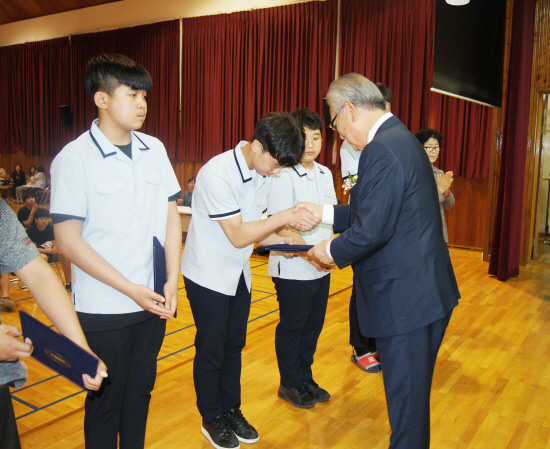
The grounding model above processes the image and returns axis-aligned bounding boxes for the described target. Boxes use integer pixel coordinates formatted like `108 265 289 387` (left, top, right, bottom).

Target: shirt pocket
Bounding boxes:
145 164 164 185
93 180 127 225
324 186 337 205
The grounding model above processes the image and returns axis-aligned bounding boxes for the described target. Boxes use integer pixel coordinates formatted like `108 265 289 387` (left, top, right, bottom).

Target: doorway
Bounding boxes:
531 93 550 263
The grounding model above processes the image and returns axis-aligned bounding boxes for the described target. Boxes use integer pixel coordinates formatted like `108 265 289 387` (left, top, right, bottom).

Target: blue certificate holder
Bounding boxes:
256 244 313 252
153 236 177 318
153 236 166 296
19 311 98 389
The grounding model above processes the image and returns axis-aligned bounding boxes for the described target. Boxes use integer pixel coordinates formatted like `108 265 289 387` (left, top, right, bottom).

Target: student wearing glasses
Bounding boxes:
415 129 455 243
267 108 336 409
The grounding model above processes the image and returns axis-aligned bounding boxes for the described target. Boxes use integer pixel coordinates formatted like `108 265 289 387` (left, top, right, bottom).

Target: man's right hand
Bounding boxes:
285 206 321 232
0 324 33 361
293 202 323 221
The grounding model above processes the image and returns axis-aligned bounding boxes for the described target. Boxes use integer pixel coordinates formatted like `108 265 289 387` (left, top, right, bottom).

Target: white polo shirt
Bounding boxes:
181 141 271 295
267 162 336 280
50 120 181 314
340 139 362 178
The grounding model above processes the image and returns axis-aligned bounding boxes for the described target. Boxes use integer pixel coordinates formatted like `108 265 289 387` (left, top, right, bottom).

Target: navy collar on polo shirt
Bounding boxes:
292 162 325 179
89 119 150 160
233 144 253 184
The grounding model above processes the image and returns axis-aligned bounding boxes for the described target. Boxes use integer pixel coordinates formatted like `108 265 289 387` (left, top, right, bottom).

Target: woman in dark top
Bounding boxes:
11 164 26 199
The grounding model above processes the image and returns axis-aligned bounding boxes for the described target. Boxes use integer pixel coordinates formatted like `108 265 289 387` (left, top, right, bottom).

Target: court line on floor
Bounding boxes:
13 286 278 420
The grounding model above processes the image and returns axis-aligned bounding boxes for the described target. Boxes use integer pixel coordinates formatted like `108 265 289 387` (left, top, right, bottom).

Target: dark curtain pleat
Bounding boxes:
489 0 536 280
339 0 492 178
0 38 71 156
179 0 337 164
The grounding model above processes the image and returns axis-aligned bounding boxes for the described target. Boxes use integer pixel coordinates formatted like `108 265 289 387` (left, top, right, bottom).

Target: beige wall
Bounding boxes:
0 0 315 47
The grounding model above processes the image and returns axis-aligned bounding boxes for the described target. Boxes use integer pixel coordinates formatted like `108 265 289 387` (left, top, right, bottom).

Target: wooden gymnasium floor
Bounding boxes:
2 247 550 448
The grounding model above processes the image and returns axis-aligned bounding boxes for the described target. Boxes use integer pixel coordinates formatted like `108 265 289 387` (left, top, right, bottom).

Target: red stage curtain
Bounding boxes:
0 38 71 156
339 0 492 178
70 20 180 157
489 0 536 281
179 0 337 164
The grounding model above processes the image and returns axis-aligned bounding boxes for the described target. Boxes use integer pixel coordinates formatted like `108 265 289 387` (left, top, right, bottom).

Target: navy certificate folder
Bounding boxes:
256 244 313 252
153 236 177 317
153 236 166 296
19 311 98 389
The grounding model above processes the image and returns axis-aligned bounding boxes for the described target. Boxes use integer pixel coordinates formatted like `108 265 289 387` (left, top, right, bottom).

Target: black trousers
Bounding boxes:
349 284 377 353
376 309 453 449
0 385 21 449
273 275 330 388
184 273 251 423
83 316 166 449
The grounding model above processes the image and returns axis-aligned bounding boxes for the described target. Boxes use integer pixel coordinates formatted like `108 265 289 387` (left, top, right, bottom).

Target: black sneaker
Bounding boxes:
226 408 259 444
302 379 331 402
278 385 316 408
201 414 240 449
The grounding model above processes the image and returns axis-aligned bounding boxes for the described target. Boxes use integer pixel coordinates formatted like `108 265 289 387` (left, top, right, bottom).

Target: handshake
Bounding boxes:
283 202 336 272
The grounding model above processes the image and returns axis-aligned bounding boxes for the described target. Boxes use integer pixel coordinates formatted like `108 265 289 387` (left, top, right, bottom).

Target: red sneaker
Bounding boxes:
351 352 382 373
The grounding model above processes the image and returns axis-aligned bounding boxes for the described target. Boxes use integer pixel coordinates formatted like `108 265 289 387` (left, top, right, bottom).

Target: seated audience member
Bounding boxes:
27 208 72 292
0 198 106 449
11 165 26 200
17 192 38 228
15 166 46 204
267 108 336 408
0 168 7 185
415 128 455 243
182 177 195 207
0 273 14 311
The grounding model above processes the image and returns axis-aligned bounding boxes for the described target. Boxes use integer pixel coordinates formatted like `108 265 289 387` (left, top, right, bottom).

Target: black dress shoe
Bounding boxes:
201 414 239 449
278 385 316 408
226 408 259 443
302 379 331 402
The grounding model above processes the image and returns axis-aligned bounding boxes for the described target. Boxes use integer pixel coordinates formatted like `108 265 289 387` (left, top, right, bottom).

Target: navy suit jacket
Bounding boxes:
331 116 459 338
182 190 193 207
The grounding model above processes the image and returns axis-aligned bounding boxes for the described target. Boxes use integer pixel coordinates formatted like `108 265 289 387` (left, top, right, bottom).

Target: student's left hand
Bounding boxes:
162 280 179 319
83 358 108 391
129 284 174 319
280 237 297 258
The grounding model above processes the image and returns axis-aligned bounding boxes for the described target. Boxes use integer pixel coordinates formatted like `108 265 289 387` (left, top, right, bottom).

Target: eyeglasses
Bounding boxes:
424 145 440 153
329 105 345 130
305 137 322 147
264 150 281 172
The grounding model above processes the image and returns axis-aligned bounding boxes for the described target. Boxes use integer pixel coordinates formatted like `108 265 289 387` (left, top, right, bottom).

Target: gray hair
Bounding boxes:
326 73 386 117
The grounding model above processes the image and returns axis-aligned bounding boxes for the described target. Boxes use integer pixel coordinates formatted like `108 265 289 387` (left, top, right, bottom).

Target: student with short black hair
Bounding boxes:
16 191 38 228
267 108 336 408
51 54 181 449
26 208 72 292
181 112 320 449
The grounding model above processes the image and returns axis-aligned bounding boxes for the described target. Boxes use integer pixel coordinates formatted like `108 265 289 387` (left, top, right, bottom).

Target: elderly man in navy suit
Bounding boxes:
301 73 460 449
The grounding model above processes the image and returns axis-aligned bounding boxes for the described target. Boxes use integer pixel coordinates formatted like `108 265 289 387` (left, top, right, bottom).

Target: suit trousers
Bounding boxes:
376 309 453 449
83 316 166 449
0 385 21 449
273 275 330 388
349 283 377 353
184 273 251 423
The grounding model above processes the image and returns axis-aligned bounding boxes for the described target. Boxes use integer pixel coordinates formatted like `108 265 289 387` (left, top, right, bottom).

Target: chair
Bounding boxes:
35 185 51 205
